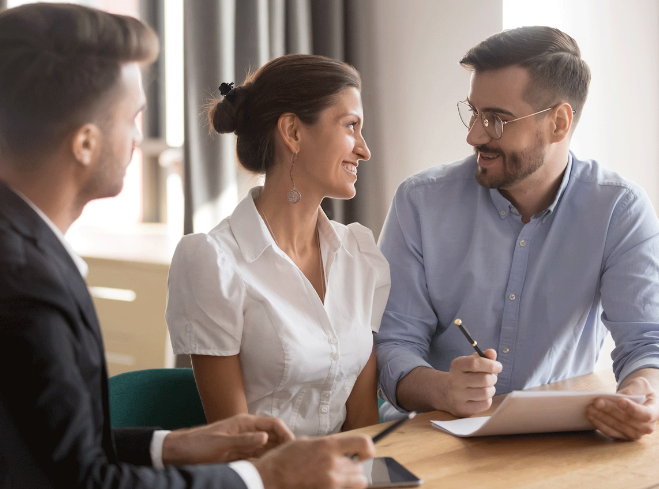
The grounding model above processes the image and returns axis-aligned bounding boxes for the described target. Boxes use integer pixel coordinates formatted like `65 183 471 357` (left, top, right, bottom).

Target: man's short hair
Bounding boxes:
0 3 159 160
460 26 591 125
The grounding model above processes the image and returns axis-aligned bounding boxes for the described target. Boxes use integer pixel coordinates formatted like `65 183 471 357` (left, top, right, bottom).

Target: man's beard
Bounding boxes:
79 145 130 205
474 130 547 189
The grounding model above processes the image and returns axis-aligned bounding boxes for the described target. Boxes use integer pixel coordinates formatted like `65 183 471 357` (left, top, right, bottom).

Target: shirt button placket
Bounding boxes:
320 335 339 434
499 221 537 392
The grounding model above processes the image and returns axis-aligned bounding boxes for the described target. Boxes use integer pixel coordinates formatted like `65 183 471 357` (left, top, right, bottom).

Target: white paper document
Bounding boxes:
431 390 646 437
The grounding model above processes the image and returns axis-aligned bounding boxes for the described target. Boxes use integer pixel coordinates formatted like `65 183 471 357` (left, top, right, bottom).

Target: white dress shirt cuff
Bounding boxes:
150 430 171 469
228 460 265 489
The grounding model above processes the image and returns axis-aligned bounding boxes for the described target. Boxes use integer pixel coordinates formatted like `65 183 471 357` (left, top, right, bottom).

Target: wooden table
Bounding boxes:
345 371 659 488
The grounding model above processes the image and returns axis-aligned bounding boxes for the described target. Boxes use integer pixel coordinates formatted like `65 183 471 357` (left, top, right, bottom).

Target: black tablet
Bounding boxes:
364 457 422 488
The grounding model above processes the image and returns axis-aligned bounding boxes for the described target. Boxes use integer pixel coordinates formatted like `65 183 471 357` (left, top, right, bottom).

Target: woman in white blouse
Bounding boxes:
166 54 390 436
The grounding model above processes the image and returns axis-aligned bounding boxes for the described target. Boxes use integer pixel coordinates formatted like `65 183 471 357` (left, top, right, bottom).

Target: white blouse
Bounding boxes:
166 187 391 436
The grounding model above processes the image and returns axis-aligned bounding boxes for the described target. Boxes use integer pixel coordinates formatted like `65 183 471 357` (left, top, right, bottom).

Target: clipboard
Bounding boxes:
431 390 646 437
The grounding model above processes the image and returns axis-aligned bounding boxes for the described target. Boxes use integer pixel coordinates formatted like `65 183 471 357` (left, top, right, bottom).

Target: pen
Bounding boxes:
372 410 417 444
347 411 417 460
454 318 486 358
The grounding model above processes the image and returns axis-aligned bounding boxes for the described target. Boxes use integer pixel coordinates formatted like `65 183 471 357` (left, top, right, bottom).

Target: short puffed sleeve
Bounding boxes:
347 222 392 333
165 233 245 355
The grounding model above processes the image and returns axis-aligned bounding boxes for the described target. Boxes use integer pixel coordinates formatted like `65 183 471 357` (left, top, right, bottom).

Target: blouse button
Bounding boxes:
321 406 329 413
329 337 337 344
331 353 340 361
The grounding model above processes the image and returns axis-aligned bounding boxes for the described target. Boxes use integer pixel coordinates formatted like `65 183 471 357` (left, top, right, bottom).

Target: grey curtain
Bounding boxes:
183 0 372 234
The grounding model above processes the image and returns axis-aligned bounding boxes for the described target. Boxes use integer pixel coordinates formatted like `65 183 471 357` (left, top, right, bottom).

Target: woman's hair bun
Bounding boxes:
208 84 249 134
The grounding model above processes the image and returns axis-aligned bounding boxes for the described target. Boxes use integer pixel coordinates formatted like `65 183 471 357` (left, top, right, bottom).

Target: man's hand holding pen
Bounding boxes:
441 319 503 417
394 319 504 416
444 348 502 417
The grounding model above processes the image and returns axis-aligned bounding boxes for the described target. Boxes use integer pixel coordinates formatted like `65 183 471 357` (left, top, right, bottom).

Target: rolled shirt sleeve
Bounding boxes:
599 186 659 385
375 180 439 411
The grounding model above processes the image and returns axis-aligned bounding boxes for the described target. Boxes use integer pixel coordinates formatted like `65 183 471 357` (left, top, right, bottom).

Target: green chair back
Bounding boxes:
109 368 207 430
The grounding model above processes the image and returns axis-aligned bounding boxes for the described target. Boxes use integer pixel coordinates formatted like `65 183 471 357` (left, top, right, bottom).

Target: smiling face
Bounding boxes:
466 65 551 190
296 87 370 199
87 63 146 200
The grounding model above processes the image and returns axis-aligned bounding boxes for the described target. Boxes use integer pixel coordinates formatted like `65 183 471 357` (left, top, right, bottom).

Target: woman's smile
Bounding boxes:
342 161 358 176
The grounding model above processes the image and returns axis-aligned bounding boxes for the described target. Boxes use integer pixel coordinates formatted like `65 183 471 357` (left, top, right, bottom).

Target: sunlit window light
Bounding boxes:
89 286 137 302
165 0 185 148
503 0 570 30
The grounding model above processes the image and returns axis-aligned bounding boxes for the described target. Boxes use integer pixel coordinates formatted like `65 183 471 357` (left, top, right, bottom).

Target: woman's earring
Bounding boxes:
287 152 301 204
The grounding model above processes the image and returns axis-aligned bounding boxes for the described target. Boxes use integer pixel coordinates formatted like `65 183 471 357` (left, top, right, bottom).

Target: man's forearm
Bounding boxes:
619 367 659 393
395 366 449 413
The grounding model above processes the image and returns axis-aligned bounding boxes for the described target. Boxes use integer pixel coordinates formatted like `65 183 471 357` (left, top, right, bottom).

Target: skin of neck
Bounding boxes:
498 125 573 224
0 141 89 234
257 150 322 258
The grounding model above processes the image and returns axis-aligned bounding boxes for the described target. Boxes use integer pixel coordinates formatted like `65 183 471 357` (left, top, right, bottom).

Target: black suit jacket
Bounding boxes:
0 181 247 488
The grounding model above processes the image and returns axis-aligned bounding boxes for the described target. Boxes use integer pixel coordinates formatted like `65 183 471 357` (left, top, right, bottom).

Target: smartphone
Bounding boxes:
363 457 422 488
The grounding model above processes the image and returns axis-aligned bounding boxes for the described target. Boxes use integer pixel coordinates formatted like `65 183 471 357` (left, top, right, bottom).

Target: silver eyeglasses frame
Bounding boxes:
457 101 576 140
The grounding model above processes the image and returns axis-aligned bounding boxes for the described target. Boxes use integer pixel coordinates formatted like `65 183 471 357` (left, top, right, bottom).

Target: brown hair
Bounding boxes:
460 26 590 125
0 3 159 159
208 54 361 174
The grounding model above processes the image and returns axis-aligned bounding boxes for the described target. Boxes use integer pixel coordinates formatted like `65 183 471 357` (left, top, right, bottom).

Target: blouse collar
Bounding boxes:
230 186 343 264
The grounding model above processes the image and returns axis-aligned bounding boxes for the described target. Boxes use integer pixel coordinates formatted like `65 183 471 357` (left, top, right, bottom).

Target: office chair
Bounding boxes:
109 368 207 430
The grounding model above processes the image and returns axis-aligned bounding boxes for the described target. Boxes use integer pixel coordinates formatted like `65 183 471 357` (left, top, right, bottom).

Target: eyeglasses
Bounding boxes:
457 101 576 140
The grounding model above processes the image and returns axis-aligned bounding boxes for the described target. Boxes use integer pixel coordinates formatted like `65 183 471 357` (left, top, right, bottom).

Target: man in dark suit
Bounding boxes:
0 4 374 488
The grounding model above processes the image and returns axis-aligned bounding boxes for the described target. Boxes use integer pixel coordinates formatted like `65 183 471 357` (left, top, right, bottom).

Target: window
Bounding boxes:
8 0 185 236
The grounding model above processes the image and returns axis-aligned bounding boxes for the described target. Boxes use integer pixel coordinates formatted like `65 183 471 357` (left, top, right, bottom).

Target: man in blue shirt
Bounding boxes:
375 26 659 440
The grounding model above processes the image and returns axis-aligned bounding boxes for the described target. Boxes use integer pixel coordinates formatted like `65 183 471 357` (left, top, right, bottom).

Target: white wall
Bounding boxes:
503 0 659 372
356 0 503 235
358 0 659 236
504 0 659 212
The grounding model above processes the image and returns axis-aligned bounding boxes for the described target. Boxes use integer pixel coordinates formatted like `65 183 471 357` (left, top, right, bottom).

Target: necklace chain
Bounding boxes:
256 196 326 301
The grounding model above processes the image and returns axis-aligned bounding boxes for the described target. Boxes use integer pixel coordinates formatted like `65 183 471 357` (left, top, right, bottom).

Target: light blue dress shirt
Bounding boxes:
375 152 659 413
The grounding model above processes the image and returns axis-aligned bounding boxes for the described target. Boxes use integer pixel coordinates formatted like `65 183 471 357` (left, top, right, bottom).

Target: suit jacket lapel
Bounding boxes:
0 181 103 345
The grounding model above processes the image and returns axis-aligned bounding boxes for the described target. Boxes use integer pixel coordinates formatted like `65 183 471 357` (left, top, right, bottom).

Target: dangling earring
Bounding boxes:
287 152 301 204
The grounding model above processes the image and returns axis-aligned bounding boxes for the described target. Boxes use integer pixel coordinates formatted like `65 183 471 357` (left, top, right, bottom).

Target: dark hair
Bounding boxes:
0 3 159 158
208 54 361 174
460 26 590 125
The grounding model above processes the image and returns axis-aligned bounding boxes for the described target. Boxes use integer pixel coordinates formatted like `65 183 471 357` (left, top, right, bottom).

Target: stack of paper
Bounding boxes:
431 391 646 437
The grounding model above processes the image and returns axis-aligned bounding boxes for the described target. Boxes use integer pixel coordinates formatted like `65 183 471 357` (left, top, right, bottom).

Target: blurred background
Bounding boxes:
3 0 655 374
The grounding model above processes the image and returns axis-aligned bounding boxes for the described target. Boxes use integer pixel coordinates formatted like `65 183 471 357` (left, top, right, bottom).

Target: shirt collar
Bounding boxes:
9 186 89 278
544 153 573 216
489 153 573 222
230 186 343 264
316 205 343 255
